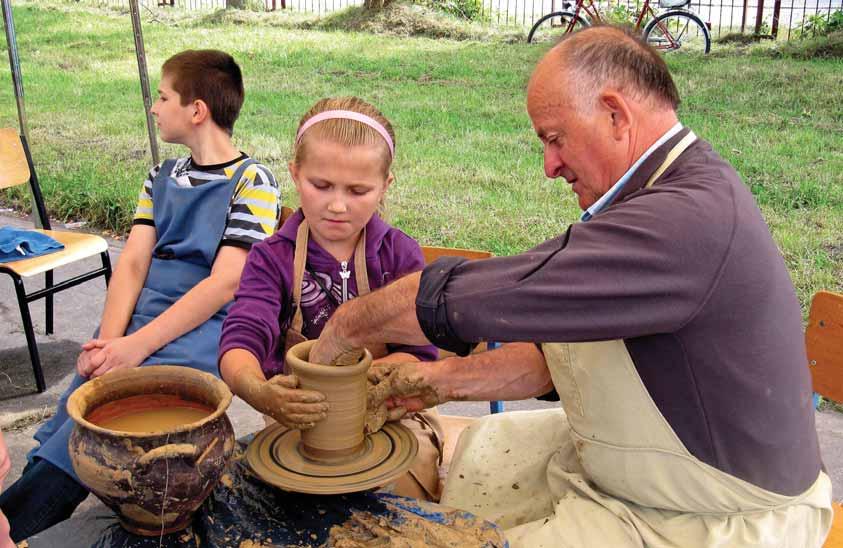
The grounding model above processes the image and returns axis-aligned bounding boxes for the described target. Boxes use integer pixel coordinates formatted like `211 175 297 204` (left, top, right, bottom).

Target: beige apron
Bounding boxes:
280 221 446 501
441 134 833 547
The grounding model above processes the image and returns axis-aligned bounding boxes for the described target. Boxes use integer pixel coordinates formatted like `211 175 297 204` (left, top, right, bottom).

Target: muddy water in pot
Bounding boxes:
86 394 213 433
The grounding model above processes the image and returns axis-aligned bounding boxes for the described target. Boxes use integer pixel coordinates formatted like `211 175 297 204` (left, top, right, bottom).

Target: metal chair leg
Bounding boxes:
101 251 112 286
45 269 54 334
487 341 505 414
12 275 46 393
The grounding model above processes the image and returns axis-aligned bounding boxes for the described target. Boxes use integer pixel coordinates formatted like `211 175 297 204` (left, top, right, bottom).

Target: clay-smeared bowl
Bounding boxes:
67 366 235 536
286 340 372 462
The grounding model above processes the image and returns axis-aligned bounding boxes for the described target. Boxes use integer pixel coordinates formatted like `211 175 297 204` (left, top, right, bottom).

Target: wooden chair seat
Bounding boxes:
0 228 108 277
0 127 112 392
825 502 843 547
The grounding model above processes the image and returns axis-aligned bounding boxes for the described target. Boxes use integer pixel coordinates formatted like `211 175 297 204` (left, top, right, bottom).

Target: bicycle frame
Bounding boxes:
548 0 685 51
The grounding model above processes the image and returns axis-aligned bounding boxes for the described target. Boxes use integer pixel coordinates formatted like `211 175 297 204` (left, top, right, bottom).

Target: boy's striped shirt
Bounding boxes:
133 153 280 248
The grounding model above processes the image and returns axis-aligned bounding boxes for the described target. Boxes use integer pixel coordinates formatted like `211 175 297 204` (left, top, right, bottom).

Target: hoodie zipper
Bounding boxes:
339 261 350 303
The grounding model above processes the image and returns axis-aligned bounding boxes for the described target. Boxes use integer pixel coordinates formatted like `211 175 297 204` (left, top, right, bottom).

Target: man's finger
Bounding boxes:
331 348 365 367
386 406 408 422
267 374 299 389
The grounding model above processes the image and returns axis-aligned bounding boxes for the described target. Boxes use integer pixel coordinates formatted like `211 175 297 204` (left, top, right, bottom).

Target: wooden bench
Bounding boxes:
806 290 843 547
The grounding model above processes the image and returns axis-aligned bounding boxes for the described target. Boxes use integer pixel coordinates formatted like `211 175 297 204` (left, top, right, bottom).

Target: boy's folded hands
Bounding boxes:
232 369 329 430
76 335 151 378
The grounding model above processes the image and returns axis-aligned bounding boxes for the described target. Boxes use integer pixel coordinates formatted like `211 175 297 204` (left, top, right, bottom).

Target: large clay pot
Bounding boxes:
67 366 235 536
286 340 372 463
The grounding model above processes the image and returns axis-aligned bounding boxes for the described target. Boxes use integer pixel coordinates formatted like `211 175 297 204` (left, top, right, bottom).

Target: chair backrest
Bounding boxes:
421 246 492 264
0 128 31 190
277 205 295 231
806 291 843 403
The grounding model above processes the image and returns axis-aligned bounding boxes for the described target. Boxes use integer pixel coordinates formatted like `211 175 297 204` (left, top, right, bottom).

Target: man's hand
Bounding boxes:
81 334 151 378
308 321 363 366
233 370 329 430
365 362 441 434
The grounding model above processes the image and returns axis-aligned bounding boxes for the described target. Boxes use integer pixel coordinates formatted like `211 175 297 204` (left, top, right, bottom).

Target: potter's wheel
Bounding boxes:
246 422 418 495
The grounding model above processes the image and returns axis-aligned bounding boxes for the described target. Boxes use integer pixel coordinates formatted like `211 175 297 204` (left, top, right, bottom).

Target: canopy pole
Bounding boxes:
2 0 27 143
129 0 160 166
2 0 47 227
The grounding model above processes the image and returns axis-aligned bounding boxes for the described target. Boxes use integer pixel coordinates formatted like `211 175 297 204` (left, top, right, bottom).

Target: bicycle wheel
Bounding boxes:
644 11 711 53
527 11 590 44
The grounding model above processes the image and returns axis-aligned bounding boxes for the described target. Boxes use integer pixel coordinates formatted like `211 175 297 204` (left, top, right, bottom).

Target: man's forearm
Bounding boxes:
422 342 553 403
333 272 430 349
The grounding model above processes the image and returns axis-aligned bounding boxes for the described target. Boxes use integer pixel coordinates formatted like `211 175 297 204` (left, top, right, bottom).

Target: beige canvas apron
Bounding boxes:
441 134 833 547
279 220 446 501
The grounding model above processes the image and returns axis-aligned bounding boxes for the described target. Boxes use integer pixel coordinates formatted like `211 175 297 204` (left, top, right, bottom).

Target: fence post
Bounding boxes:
753 0 765 34
740 0 748 32
770 0 781 37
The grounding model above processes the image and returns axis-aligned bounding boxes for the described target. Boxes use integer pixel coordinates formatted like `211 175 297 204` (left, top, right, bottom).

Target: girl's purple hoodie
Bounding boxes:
219 209 438 378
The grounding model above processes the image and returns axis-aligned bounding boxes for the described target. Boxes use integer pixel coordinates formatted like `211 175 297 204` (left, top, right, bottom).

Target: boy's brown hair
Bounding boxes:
162 49 244 135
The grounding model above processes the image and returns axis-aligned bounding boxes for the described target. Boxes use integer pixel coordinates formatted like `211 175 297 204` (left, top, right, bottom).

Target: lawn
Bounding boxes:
0 2 841 314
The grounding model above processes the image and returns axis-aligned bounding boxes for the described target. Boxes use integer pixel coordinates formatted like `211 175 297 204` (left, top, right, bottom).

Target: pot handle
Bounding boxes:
137 444 198 467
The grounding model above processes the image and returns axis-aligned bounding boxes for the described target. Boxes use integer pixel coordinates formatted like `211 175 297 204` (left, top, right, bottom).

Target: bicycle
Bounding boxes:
527 0 711 53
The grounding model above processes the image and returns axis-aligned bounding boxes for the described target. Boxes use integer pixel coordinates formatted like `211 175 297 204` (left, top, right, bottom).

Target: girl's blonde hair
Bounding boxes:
292 96 395 177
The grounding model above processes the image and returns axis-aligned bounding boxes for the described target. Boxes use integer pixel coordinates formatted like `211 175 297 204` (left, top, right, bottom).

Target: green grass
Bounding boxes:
0 2 841 315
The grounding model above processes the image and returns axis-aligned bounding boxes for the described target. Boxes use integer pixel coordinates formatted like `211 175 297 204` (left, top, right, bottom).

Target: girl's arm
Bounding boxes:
85 244 248 377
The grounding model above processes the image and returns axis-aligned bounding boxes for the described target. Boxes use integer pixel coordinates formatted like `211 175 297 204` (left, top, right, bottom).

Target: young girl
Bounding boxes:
219 96 443 500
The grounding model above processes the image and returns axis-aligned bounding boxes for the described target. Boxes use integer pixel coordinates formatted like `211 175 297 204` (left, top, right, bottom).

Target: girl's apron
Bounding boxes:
31 158 252 479
440 135 833 547
276 220 445 501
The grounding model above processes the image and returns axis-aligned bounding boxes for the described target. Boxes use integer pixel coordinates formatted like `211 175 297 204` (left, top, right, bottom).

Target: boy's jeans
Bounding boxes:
0 458 88 542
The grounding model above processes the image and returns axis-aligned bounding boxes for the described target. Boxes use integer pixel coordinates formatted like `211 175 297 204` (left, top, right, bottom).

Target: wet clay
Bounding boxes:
327 496 505 548
246 340 418 495
246 422 418 495
87 394 213 433
286 340 372 459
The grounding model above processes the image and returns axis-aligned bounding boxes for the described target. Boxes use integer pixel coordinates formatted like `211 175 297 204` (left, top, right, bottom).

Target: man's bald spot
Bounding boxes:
528 26 680 114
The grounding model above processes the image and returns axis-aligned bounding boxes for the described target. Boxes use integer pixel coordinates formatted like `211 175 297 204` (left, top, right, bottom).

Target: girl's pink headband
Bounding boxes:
295 110 394 159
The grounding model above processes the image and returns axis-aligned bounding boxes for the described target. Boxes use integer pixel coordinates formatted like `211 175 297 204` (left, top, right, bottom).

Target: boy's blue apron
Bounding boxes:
30 158 254 480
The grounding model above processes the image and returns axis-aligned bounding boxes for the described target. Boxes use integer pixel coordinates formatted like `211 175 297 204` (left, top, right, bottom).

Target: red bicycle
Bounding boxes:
527 0 711 53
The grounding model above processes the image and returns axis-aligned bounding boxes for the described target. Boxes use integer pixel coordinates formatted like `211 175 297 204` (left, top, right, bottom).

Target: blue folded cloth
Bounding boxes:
0 226 64 263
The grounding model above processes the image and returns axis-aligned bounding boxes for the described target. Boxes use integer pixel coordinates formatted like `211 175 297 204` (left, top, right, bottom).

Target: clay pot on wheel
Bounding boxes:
67 366 235 536
286 340 372 463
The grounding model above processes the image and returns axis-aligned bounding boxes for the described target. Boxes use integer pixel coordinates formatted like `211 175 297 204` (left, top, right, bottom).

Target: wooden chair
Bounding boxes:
0 128 111 392
806 290 843 548
421 245 504 414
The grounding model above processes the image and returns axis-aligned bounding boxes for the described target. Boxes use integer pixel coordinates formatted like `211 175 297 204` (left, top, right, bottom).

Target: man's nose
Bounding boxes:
544 149 563 179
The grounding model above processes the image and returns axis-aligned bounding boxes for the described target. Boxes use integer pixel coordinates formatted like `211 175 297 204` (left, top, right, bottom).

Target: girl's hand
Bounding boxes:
233 371 329 430
85 334 151 378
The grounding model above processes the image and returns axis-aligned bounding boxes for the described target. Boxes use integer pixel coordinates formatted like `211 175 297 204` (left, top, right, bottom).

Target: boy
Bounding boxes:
0 49 280 542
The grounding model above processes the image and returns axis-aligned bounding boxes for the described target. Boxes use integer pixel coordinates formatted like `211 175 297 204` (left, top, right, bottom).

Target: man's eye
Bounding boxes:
311 181 329 190
350 187 370 196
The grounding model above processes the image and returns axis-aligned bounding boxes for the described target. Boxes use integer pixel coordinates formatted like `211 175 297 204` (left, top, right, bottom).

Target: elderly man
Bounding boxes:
310 26 832 547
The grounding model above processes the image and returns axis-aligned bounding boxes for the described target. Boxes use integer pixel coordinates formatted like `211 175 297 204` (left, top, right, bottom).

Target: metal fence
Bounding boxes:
67 0 843 39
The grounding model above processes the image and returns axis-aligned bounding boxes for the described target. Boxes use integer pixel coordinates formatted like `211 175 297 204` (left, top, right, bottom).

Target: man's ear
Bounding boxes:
192 99 210 125
599 90 633 141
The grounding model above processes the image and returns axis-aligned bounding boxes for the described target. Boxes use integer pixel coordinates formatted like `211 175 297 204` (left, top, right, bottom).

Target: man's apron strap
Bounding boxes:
644 131 697 189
